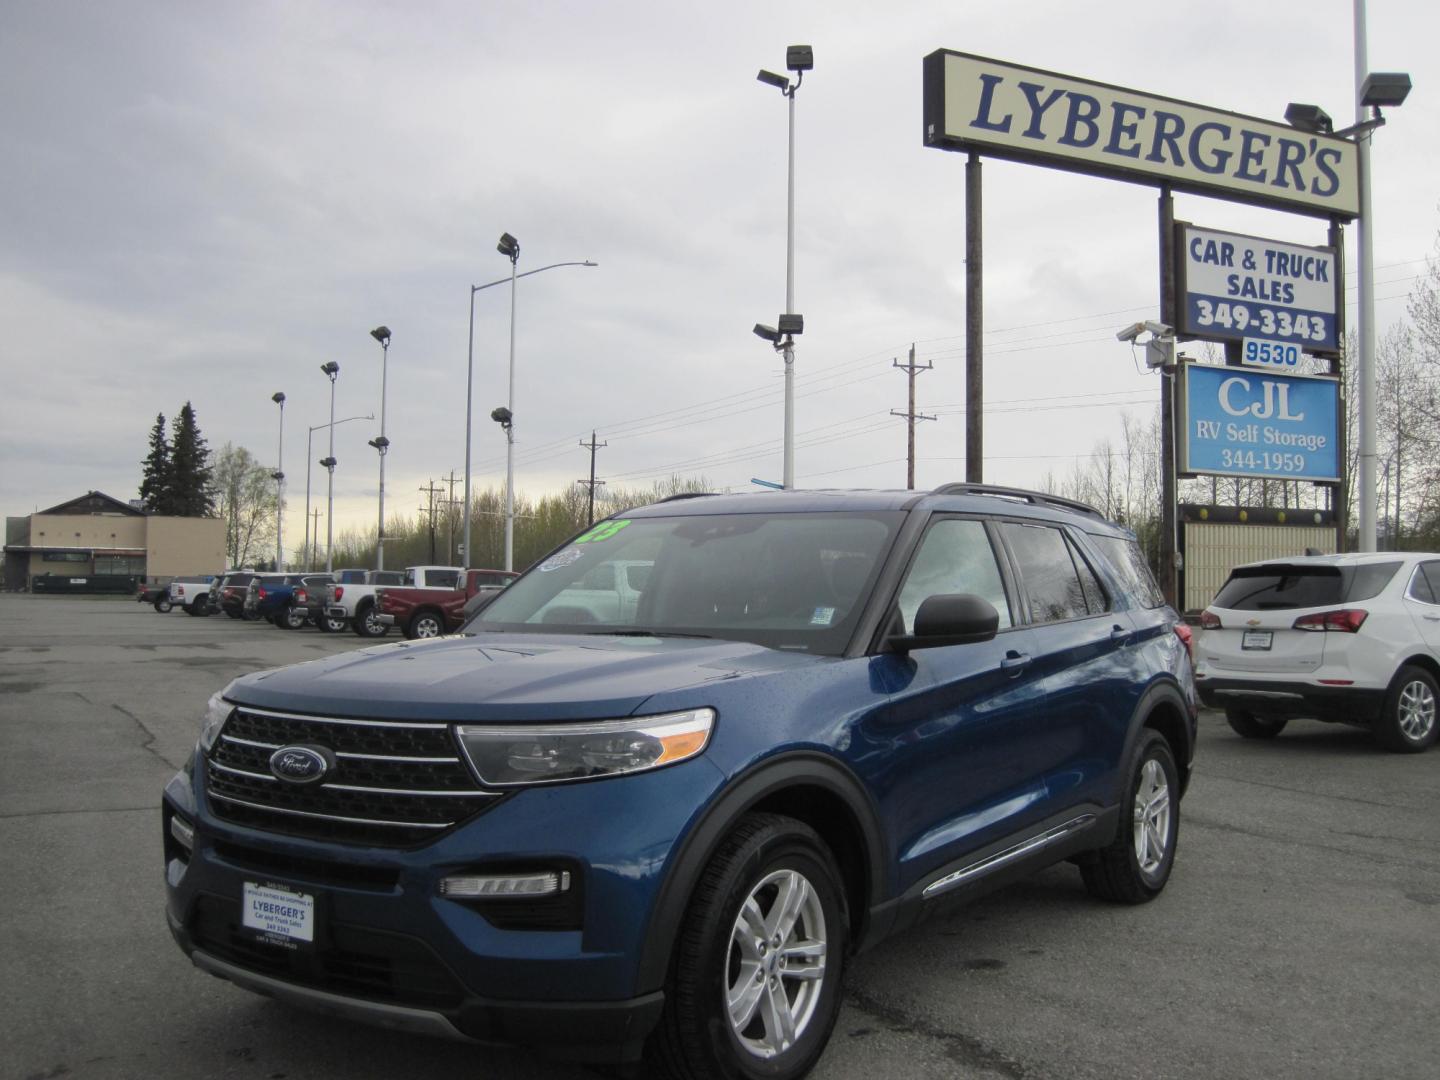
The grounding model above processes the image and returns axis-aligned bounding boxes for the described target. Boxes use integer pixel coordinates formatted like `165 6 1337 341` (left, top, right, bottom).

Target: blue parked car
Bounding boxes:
163 485 1196 1078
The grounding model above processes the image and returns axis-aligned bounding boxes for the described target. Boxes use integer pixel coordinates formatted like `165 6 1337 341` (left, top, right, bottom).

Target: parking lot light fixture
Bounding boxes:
369 326 391 571
320 362 340 572
755 45 813 490
271 392 286 571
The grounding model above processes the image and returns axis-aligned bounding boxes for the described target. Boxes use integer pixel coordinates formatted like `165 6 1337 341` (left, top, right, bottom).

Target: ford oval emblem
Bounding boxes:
268 745 333 785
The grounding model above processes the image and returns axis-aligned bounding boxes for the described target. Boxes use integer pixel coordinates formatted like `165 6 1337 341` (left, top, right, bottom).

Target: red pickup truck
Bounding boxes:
376 568 517 639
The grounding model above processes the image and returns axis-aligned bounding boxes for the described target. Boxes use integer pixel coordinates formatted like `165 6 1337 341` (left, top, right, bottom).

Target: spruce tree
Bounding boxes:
139 413 172 512
169 401 216 516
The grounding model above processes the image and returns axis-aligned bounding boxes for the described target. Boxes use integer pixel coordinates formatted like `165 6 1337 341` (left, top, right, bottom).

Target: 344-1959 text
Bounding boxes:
1219 449 1307 473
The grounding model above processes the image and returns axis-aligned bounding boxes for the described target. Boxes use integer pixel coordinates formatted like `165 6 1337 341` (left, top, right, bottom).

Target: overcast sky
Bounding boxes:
3 1 1437 548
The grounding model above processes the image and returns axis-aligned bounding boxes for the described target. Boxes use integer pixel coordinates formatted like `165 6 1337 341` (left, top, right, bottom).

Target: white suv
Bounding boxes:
1195 552 1440 753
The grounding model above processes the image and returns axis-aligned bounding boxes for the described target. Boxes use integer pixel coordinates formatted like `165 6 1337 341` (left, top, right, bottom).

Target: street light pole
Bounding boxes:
757 46 812 489
369 326 392 570
304 412 373 573
499 233 520 573
462 256 597 571
271 392 286 572
319 362 340 572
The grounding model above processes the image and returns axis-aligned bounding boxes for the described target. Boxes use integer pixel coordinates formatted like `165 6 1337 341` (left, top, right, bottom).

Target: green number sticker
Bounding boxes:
575 519 631 544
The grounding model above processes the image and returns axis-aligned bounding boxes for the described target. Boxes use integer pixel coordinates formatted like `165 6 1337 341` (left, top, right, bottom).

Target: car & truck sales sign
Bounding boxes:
1178 363 1340 483
923 51 1359 220
1177 225 1339 353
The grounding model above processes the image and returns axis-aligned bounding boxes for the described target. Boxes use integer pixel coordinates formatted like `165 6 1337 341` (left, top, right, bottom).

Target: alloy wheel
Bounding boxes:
1132 758 1171 875
725 869 828 1060
1398 679 1436 742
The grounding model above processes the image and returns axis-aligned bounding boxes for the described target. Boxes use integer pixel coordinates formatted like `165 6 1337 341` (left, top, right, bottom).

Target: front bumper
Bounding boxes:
162 750 726 1062
1196 676 1385 725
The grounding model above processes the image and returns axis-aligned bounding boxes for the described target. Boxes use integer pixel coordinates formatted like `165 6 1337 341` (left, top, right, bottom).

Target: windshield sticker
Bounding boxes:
810 606 836 626
539 547 585 572
575 519 631 544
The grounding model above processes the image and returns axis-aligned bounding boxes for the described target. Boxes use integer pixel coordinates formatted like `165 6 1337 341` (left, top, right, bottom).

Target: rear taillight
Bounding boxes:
258 587 267 599
296 588 308 603
1292 608 1369 633
1173 622 1194 660
1199 610 1222 630
334 586 344 600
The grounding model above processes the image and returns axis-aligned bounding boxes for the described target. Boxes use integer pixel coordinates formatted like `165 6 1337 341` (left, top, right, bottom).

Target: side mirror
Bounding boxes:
886 594 999 653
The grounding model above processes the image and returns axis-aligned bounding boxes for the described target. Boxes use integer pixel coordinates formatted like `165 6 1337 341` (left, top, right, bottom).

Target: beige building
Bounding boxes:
4 491 226 591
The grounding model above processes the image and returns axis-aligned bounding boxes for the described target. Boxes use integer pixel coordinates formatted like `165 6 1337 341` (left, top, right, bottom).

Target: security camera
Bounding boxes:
1143 320 1173 337
1116 320 1173 343
1116 322 1147 343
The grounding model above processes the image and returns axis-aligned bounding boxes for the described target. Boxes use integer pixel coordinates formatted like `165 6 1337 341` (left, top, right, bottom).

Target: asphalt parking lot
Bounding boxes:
2 593 1437 1080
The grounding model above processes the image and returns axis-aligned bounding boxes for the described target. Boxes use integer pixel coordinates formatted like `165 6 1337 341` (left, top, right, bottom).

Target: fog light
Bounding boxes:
170 814 195 852
439 871 570 899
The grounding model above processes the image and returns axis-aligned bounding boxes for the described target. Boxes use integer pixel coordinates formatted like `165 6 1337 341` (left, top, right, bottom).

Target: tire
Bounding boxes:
280 604 307 631
408 610 445 640
1080 729 1180 904
194 596 211 616
353 601 388 638
1374 665 1440 753
1224 708 1289 740
185 604 203 617
648 813 847 1080
225 608 241 620
241 607 261 622
153 598 172 613
316 613 345 633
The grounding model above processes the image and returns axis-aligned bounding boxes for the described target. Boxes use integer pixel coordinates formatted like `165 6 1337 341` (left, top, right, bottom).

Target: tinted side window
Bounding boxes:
1003 523 1089 624
1345 561 1401 601
1090 535 1164 608
1069 537 1109 614
1408 566 1436 604
897 519 1011 634
428 570 460 588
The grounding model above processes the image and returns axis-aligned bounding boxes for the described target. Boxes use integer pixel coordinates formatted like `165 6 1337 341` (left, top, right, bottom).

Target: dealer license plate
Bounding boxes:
243 882 315 945
1241 630 1273 651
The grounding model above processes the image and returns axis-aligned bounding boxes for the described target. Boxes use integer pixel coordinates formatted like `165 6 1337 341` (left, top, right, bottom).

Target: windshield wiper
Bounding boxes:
585 629 716 639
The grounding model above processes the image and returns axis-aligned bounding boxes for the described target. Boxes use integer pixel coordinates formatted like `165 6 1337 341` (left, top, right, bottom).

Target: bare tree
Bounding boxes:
213 443 278 568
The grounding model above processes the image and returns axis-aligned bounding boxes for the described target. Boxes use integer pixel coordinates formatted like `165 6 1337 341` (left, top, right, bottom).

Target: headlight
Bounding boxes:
199 691 234 754
456 708 714 787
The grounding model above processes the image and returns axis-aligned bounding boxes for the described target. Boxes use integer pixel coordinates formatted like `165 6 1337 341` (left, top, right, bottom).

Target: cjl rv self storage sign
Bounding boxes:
1177 225 1339 353
1178 363 1340 483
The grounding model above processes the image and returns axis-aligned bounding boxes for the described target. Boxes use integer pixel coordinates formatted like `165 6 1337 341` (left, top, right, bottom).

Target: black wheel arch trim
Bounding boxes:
633 750 887 995
1120 677 1194 800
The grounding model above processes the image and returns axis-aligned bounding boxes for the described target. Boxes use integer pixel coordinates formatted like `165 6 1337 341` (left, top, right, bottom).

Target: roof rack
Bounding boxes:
929 483 1105 520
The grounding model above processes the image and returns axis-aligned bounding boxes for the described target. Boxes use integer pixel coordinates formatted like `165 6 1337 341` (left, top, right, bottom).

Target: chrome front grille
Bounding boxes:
206 705 499 846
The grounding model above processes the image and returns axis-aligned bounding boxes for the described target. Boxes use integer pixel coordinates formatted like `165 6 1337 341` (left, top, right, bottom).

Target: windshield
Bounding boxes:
469 511 901 655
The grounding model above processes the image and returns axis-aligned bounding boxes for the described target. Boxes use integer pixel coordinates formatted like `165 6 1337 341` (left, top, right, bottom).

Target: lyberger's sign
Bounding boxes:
923 51 1359 220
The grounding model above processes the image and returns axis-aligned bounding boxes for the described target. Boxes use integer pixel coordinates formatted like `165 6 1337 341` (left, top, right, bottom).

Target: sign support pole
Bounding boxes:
965 152 983 482
1329 217 1348 553
1158 186 1178 608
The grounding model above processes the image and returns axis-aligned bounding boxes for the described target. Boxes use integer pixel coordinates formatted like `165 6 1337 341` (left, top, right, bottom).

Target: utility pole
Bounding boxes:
445 470 459 565
578 431 608 525
890 344 935 489
309 507 322 570
420 480 442 563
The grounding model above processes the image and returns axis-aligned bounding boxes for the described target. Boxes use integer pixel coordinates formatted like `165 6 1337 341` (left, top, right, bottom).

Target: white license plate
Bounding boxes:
243 882 315 944
1241 630 1273 651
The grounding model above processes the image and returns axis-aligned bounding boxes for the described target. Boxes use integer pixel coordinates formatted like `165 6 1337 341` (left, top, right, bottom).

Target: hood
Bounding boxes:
227 631 826 722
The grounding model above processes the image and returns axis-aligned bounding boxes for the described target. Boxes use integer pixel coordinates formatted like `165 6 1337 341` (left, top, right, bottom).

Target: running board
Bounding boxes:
921 814 1097 900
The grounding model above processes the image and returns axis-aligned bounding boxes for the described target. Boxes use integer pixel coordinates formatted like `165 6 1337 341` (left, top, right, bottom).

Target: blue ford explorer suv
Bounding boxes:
163 485 1196 1079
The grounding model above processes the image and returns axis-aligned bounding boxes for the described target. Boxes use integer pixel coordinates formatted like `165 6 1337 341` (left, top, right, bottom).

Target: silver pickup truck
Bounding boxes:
324 565 461 637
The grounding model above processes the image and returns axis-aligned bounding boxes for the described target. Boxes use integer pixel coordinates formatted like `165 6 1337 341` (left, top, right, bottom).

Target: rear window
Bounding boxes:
1213 561 1401 610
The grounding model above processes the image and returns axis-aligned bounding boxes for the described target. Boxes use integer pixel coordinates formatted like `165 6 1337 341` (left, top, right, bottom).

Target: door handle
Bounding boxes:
1424 614 1440 622
1001 651 1032 677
